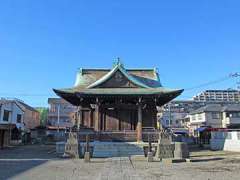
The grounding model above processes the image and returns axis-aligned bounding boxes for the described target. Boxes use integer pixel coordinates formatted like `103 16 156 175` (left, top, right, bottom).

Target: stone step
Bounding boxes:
94 149 143 152
93 152 144 158
94 147 142 150
92 142 144 158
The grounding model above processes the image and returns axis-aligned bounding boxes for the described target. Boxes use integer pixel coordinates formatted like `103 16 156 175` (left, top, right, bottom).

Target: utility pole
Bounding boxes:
230 72 240 90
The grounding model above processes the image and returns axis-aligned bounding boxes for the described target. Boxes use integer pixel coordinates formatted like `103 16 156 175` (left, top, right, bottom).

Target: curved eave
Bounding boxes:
53 89 80 106
156 89 184 106
76 88 183 95
53 88 183 106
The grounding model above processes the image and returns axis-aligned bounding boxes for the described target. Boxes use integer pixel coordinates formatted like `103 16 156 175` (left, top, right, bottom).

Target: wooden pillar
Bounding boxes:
94 98 100 131
77 97 84 130
80 107 84 126
137 100 143 142
77 106 83 130
90 110 94 128
153 107 158 128
77 107 80 130
88 110 91 127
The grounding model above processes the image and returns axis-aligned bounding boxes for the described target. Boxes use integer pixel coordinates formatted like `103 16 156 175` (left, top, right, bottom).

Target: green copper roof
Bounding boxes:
73 65 162 88
87 62 150 89
53 62 184 105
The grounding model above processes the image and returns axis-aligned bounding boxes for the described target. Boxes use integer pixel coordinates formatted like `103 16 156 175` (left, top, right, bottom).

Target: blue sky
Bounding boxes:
0 0 240 107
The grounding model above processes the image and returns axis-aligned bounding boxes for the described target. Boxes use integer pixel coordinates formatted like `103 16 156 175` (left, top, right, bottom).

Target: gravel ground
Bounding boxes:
132 151 240 180
1 145 240 180
133 158 240 180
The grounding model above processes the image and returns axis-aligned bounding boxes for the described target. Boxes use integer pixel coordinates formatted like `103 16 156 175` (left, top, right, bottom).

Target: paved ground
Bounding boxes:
1 145 240 180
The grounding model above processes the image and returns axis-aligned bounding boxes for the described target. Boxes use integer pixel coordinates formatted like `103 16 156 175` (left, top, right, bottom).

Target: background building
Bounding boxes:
0 98 40 147
193 89 240 102
47 98 77 128
189 104 240 135
158 100 207 128
0 99 24 148
158 99 240 133
16 101 40 130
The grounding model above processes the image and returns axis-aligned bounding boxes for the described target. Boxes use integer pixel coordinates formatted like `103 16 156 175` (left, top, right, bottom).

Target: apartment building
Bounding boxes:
193 90 240 102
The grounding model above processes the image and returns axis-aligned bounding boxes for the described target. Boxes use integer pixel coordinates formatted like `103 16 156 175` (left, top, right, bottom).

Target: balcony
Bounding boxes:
48 112 73 117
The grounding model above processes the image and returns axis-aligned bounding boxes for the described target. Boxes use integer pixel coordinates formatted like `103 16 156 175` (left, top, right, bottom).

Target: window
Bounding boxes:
212 112 220 119
231 112 240 118
3 110 10 121
192 115 196 121
166 120 172 125
237 132 240 140
17 114 22 123
198 114 202 120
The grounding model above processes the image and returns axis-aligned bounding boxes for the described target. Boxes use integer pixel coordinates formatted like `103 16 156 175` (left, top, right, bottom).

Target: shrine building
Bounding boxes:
53 61 183 142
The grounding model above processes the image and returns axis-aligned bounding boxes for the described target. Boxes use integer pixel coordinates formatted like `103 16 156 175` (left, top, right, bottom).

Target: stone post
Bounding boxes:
174 142 189 159
147 133 153 162
84 134 90 162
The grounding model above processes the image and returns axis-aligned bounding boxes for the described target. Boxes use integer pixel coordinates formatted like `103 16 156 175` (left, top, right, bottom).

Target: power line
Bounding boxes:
184 75 233 92
0 93 55 97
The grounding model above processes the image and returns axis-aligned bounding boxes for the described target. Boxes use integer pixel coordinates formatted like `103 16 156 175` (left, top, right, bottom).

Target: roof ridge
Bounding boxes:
79 68 156 71
15 100 38 112
86 63 151 89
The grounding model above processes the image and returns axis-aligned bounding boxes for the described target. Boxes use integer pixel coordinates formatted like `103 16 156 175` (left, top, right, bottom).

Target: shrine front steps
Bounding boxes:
91 142 146 158
56 141 157 158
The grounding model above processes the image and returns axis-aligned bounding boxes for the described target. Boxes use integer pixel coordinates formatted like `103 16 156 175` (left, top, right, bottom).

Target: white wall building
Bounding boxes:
0 100 24 129
0 99 25 148
189 104 240 135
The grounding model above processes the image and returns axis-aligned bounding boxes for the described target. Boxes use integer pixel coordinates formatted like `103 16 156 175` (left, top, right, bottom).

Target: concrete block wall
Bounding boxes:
210 131 240 152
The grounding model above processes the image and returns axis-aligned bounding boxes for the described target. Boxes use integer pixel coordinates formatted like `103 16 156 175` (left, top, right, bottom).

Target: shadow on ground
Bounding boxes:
0 160 48 179
0 145 57 179
190 157 224 162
